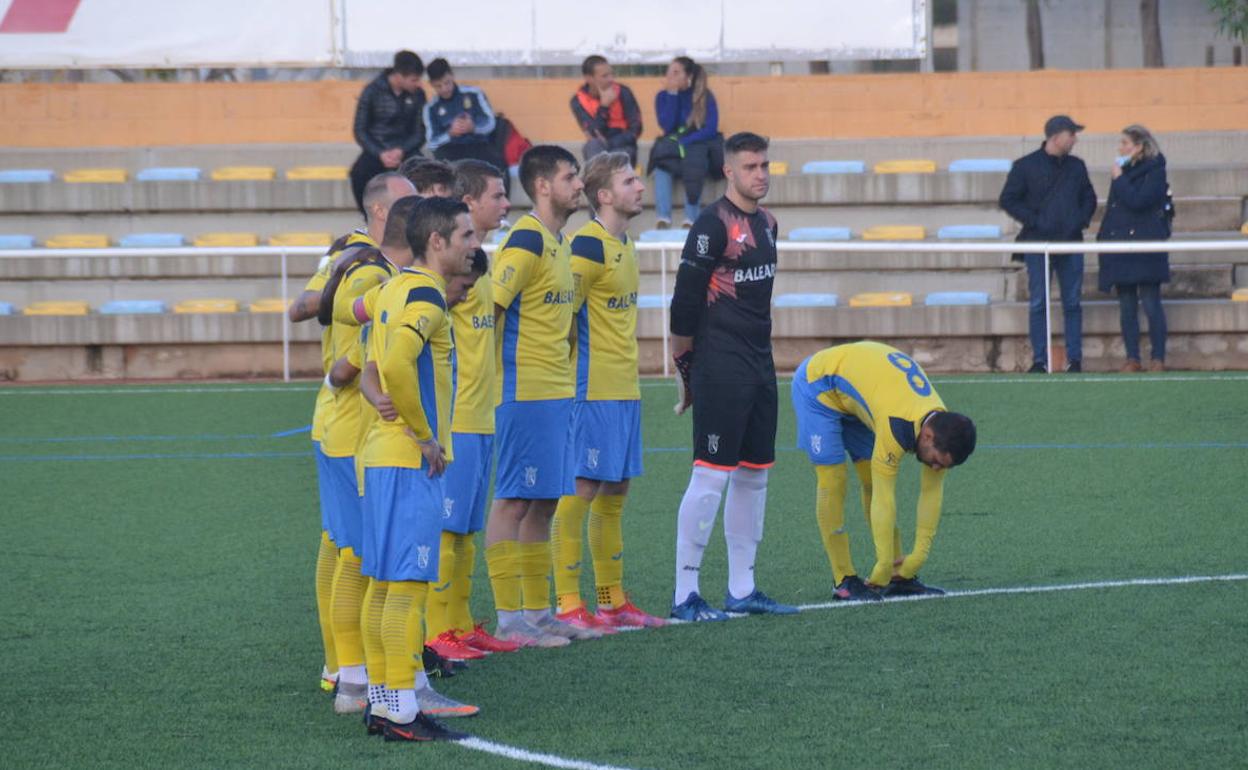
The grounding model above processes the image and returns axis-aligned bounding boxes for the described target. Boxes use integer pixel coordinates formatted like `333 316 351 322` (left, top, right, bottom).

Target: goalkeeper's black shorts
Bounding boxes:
689 379 777 470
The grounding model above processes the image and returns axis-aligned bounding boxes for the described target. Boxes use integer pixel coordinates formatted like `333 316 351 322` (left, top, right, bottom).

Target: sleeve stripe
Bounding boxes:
502 228 544 257
570 234 605 264
406 286 447 311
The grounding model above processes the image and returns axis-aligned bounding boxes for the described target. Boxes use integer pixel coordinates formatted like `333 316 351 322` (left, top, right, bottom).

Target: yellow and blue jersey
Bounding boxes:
570 219 640 401
360 266 456 471
308 229 377 442
321 254 396 458
492 214 574 403
450 274 496 433
800 341 946 478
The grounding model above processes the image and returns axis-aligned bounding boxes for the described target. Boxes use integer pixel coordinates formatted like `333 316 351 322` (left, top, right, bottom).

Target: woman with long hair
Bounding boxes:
1096 124 1171 371
647 56 722 228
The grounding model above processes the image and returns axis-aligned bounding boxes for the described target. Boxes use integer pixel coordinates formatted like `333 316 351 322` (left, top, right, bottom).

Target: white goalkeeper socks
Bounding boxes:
724 467 768 599
674 465 730 603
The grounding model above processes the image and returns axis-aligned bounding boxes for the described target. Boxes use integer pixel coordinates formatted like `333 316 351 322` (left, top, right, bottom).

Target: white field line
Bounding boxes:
459 572 1248 770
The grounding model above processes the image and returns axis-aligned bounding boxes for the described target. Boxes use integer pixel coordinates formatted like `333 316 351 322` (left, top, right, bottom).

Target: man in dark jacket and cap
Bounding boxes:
999 115 1098 372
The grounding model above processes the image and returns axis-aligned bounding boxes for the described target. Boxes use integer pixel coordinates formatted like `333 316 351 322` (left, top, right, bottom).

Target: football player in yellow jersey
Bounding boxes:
791 341 977 601
357 196 478 742
484 145 595 647
424 159 524 659
550 152 667 632
291 171 414 694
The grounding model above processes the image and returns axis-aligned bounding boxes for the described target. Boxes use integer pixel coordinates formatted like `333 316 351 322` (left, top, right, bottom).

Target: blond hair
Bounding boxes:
581 151 633 212
1122 124 1161 160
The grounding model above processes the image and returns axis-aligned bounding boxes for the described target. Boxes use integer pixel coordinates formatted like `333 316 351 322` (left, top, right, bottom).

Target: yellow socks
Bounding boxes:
552 495 591 612
380 581 428 691
589 494 626 607
315 531 339 675
854 459 901 569
486 540 521 612
518 541 552 612
330 546 367 667
449 533 476 631
815 464 855 584
361 578 388 687
425 530 457 639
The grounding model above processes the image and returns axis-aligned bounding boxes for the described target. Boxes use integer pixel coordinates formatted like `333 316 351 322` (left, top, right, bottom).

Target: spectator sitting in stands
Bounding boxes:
647 56 722 229
349 50 427 215
571 55 643 165
399 157 456 197
423 58 508 177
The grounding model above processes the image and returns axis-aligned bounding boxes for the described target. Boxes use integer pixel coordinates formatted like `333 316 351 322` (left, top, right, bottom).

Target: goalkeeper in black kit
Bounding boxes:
667 131 797 622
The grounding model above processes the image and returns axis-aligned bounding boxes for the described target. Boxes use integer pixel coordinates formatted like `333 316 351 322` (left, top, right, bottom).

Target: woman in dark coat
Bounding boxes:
1097 124 1171 371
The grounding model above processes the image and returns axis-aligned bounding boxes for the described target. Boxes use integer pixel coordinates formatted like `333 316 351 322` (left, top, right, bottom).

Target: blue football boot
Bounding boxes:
723 589 799 615
670 591 729 622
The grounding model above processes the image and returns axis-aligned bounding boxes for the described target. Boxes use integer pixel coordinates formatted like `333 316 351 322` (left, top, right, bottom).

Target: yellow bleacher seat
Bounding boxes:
44 234 110 248
1232 288 1248 302
173 299 240 314
268 232 333 247
285 166 349 181
770 161 789 176
193 232 260 248
862 225 926 241
873 159 937 174
63 168 127 183
849 292 914 307
249 298 289 313
23 301 90 316
210 166 277 181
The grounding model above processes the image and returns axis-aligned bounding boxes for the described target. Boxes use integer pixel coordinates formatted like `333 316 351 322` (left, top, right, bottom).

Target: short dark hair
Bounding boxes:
406 196 468 259
362 171 410 220
725 132 769 156
427 58 452 82
391 50 424 77
398 157 456 195
581 55 608 76
452 158 505 201
928 411 977 467
468 247 489 276
381 195 423 250
518 144 578 200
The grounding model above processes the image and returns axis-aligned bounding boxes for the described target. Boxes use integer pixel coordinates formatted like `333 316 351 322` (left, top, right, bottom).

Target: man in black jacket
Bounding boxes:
349 51 428 215
999 115 1097 372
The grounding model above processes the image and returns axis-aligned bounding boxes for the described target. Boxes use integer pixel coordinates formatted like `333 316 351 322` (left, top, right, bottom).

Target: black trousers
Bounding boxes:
349 152 388 216
433 142 511 196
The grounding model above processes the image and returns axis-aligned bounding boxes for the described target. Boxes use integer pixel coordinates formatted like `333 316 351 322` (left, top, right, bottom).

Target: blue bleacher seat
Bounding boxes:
774 293 839 308
0 169 55 183
948 158 1012 173
136 167 202 182
801 160 866 174
0 302 14 315
119 233 186 248
638 230 688 243
925 291 991 306
100 300 168 314
636 294 671 309
788 227 851 241
0 234 37 249
937 224 1002 240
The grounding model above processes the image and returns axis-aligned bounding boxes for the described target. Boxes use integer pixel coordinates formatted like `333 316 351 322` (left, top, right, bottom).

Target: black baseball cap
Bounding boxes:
1044 115 1085 138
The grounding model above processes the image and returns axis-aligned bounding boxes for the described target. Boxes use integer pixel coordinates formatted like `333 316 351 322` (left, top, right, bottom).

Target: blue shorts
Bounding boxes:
571 400 644 482
442 433 494 534
791 360 874 466
320 451 364 552
495 398 575 499
360 467 445 582
314 442 333 537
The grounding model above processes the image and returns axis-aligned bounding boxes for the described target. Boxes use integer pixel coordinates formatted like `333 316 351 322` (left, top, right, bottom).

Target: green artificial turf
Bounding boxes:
1 374 1245 769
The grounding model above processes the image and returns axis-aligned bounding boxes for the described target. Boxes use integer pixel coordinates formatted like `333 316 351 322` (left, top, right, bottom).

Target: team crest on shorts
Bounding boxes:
442 498 454 519
586 448 600 469
524 465 538 487
417 544 431 570
707 434 720 455
810 434 822 454
696 234 710 256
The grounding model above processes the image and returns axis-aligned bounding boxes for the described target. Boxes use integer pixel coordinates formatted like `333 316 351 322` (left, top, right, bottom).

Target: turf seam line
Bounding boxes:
457 737 641 770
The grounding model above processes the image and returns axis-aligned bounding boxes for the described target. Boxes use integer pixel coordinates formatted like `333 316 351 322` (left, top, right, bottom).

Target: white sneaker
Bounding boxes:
535 611 602 641
416 686 481 718
496 618 571 648
333 681 368 714
655 218 672 229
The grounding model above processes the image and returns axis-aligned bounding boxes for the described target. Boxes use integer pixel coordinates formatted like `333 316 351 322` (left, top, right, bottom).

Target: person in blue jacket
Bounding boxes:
423 58 508 188
999 115 1098 373
1097 124 1171 372
647 57 722 228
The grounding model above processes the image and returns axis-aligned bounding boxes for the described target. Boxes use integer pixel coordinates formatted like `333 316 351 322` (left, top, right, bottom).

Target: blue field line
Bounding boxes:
0 425 314 445
0 449 313 463
270 425 313 437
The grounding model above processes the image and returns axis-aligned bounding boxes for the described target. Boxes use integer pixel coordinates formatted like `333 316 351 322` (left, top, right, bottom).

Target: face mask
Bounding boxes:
1115 155 1132 167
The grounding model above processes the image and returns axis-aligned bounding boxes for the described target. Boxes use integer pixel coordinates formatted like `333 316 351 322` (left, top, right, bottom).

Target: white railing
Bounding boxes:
2 239 1245 379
